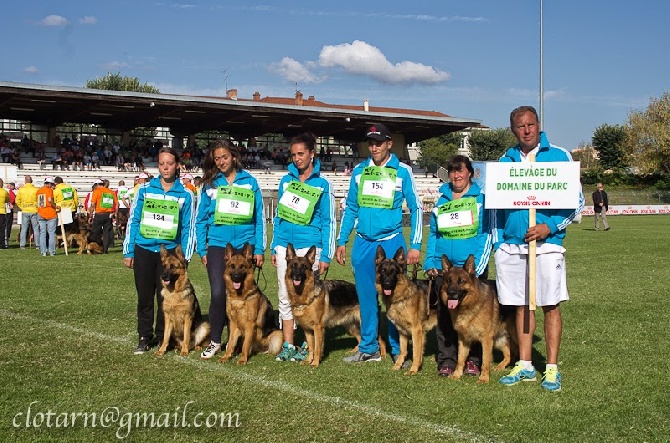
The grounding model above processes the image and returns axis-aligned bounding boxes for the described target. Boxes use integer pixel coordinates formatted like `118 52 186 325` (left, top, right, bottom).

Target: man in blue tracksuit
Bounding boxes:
493 105 584 392
336 123 422 363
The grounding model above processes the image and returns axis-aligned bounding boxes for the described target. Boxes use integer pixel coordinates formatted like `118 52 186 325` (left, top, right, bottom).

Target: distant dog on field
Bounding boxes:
155 245 210 357
441 254 518 383
219 243 283 365
115 211 129 240
375 246 438 375
285 243 386 367
71 213 103 255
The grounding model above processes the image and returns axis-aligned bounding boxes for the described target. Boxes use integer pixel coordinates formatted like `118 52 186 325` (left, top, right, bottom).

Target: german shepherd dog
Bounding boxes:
155 245 210 356
441 254 518 383
285 243 386 367
220 243 283 365
72 213 104 255
115 210 129 240
375 246 438 375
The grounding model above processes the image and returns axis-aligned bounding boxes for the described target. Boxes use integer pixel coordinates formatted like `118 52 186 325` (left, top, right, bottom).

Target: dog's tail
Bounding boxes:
193 321 211 348
262 330 284 356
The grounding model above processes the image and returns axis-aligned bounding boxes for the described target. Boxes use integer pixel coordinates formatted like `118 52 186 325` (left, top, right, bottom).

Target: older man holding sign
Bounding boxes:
487 106 583 392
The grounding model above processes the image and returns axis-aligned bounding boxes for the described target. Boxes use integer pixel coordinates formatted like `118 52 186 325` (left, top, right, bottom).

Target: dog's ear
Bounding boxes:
441 254 452 272
286 243 295 260
393 247 405 265
224 243 234 260
305 245 316 264
242 243 254 262
174 244 184 261
464 255 476 276
375 245 386 264
159 244 168 259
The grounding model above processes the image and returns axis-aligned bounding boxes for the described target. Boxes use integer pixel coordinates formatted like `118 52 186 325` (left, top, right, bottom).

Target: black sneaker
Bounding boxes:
133 337 151 355
391 354 411 369
343 350 382 363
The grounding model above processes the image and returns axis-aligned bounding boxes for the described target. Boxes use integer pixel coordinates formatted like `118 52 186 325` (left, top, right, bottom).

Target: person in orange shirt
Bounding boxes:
36 176 60 256
181 173 197 195
88 179 118 254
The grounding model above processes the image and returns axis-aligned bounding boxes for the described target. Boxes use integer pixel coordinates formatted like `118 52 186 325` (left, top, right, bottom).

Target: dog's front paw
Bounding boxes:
218 355 230 363
154 350 165 357
476 376 490 384
179 349 189 357
404 368 418 376
450 371 464 380
236 357 248 365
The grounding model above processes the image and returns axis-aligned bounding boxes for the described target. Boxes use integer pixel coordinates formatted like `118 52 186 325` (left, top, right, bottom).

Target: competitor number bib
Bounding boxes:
358 166 396 208
140 198 179 240
436 197 479 239
214 186 254 225
277 181 322 225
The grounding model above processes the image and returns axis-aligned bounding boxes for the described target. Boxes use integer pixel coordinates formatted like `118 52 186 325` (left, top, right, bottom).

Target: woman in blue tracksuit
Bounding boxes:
336 123 423 363
270 132 336 361
123 147 196 355
424 155 492 377
196 139 266 359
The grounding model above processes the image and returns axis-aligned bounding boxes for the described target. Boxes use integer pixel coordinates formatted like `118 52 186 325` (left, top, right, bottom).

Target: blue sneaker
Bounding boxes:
499 362 537 386
291 342 309 362
541 367 562 392
276 341 296 361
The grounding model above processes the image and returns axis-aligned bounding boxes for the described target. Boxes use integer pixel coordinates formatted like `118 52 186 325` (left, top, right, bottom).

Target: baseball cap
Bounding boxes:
138 172 149 179
94 178 104 185
365 123 392 141
182 173 193 181
44 176 56 184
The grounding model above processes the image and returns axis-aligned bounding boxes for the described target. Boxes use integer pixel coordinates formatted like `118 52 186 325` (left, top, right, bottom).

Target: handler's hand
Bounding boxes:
318 261 330 275
201 255 207 268
124 257 134 269
524 223 551 243
426 268 439 277
271 254 277 267
254 254 264 268
406 248 420 265
335 245 346 265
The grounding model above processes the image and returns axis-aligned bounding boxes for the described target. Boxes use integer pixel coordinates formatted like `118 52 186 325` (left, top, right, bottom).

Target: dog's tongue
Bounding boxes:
448 300 459 310
233 282 241 290
162 280 170 286
293 279 302 287
383 289 392 296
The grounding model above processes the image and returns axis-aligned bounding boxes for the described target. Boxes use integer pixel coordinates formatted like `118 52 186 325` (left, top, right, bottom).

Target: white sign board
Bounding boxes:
484 162 581 209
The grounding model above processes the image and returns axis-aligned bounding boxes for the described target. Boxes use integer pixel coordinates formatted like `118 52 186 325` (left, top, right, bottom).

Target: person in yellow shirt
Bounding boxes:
15 175 40 249
0 178 9 249
36 176 59 256
53 176 79 232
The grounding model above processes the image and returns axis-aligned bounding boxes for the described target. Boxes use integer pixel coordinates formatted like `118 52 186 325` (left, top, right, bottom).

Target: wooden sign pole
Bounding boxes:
528 153 537 311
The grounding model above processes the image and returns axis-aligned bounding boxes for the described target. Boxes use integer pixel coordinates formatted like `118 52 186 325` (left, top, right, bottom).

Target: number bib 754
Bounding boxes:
140 198 180 240
358 166 396 208
214 186 254 225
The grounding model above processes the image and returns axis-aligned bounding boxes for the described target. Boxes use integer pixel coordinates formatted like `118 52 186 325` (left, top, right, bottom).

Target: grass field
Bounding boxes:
1 216 669 442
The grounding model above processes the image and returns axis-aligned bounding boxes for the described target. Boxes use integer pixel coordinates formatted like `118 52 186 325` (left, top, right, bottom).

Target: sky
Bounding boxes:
2 0 669 151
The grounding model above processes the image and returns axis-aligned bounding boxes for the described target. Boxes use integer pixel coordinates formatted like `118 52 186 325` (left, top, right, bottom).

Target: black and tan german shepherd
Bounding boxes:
441 254 518 383
155 245 210 356
375 246 438 375
220 243 283 365
70 213 104 255
285 243 386 367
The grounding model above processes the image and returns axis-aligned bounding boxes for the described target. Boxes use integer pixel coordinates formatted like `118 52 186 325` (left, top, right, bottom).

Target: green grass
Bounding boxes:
1 216 669 442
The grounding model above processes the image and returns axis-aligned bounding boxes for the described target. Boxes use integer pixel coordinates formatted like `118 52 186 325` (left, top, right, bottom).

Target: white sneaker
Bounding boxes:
200 342 221 359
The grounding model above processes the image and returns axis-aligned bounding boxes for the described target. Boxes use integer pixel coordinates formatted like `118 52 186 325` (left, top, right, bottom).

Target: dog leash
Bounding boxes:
253 265 268 292
410 263 437 319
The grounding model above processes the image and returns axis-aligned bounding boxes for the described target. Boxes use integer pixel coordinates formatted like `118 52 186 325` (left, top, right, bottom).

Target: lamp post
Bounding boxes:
540 0 544 128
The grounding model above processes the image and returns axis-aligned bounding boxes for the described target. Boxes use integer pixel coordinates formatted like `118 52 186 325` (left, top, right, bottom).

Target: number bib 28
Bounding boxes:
358 166 396 208
214 186 254 225
277 181 322 225
140 198 180 240
437 197 479 239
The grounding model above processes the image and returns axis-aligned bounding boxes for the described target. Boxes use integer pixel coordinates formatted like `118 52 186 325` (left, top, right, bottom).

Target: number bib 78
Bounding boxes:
277 181 322 225
214 186 254 225
436 197 479 239
358 166 396 208
140 198 180 240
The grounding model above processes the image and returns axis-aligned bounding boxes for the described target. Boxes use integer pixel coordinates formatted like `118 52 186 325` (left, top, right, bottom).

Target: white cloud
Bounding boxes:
37 15 69 26
23 66 39 74
102 61 130 71
268 57 323 84
80 16 97 25
318 40 450 85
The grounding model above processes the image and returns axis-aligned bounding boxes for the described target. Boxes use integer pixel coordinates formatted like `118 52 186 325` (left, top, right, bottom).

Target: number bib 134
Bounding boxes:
436 197 479 239
277 181 322 225
358 166 396 208
214 186 254 225
140 198 180 240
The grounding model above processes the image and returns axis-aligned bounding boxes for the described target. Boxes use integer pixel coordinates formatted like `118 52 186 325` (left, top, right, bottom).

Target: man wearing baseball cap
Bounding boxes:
336 123 423 365
36 177 60 256
181 173 197 195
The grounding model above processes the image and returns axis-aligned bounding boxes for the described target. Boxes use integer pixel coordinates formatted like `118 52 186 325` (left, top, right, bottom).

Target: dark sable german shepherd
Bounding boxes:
441 254 518 383
155 245 211 356
285 243 386 367
220 243 283 365
375 246 438 375
71 213 104 255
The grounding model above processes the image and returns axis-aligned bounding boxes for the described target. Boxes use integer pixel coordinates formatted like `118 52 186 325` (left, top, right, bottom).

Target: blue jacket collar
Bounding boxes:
439 181 481 200
288 159 322 179
365 153 399 169
148 176 185 193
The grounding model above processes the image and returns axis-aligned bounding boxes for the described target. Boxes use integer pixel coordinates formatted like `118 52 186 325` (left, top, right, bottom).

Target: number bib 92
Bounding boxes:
140 198 179 240
277 181 322 225
358 166 396 208
436 197 479 239
214 186 254 225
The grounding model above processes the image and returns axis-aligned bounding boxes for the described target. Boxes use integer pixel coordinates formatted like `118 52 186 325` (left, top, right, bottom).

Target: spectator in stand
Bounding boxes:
0 179 10 249
15 175 40 249
88 179 118 254
5 182 16 245
36 177 60 256
91 152 100 170
181 173 197 196
11 148 22 169
1 145 11 163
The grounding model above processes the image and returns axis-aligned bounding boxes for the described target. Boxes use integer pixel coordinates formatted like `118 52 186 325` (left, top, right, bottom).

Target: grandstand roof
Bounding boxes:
0 81 481 144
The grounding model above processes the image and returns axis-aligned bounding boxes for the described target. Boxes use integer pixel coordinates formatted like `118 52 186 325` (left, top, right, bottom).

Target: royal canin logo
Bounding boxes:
527 195 537 201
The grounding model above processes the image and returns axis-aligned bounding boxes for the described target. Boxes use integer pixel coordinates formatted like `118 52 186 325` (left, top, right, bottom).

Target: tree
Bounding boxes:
591 124 626 170
624 92 670 174
86 72 160 93
417 132 461 172
570 142 599 170
467 128 517 161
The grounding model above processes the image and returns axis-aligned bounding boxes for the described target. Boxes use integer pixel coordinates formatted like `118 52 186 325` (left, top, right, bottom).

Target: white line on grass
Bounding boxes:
2 309 502 443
